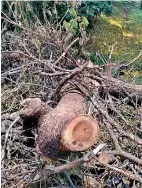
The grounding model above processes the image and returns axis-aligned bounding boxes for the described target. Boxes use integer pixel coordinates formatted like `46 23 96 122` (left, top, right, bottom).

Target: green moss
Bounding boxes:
90 17 123 53
89 9 142 84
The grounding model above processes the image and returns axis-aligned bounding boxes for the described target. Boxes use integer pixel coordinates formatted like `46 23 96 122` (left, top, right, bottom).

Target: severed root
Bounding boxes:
19 98 47 119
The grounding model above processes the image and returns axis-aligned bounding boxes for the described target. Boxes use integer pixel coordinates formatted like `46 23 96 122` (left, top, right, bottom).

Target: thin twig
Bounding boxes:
95 157 142 183
54 37 79 65
29 144 105 184
1 117 21 161
125 51 142 66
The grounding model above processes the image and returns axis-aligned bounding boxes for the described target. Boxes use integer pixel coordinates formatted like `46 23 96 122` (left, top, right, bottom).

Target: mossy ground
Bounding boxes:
84 5 142 84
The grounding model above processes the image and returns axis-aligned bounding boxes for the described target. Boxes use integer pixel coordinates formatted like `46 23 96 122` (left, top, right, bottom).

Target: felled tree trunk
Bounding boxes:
103 76 142 100
36 92 99 159
88 74 142 101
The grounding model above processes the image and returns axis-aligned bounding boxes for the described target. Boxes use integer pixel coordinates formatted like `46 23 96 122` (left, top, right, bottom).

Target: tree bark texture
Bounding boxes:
36 92 87 159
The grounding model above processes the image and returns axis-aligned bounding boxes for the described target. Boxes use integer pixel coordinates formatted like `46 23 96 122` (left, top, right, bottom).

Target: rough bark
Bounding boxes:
37 92 86 159
36 92 99 159
19 98 47 120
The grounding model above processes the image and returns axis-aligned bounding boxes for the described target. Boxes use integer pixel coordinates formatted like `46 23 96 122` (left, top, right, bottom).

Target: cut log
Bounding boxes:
60 115 99 151
36 92 99 159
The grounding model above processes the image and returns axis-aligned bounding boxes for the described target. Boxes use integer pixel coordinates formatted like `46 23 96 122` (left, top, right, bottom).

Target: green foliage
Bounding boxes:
80 17 89 29
63 19 78 34
77 1 113 19
63 16 89 34
129 9 142 30
2 1 113 31
1 1 74 28
69 7 77 18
